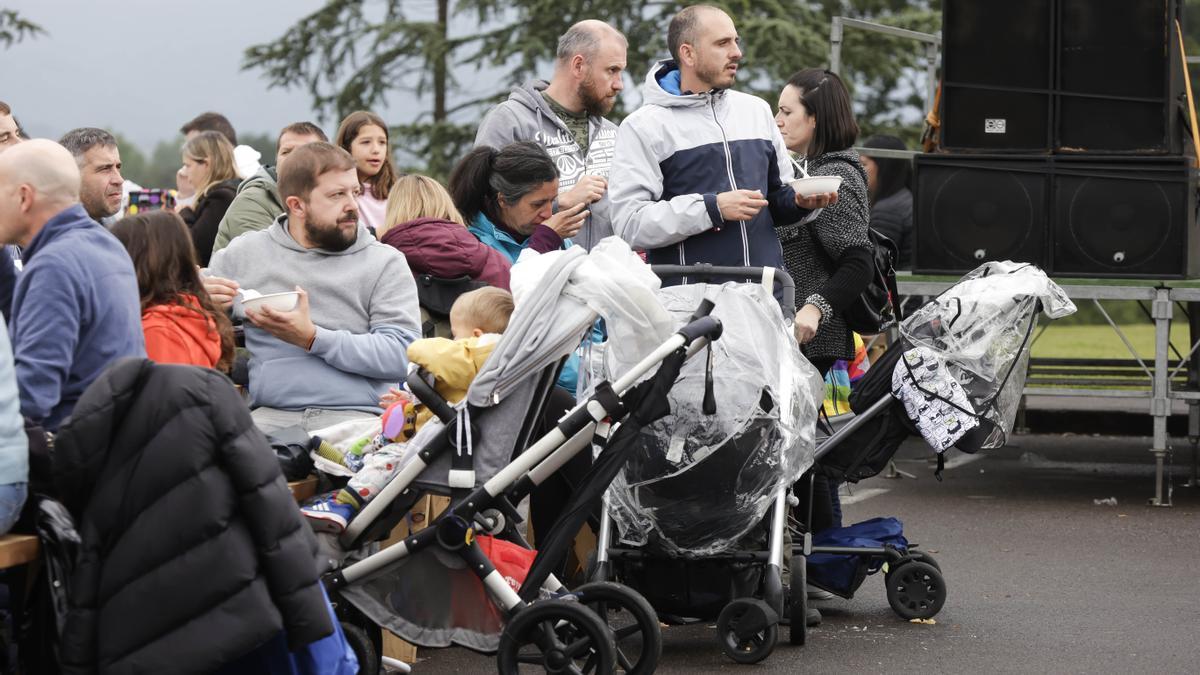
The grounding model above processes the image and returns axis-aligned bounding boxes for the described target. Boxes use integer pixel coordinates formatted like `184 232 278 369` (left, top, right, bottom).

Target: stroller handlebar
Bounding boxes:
651 264 797 319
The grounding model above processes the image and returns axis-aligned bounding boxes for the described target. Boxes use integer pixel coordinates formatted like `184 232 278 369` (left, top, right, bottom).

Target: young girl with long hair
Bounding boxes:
112 210 235 371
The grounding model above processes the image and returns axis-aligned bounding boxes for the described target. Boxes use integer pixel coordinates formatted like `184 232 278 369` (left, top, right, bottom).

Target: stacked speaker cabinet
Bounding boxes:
915 155 1200 279
917 0 1196 278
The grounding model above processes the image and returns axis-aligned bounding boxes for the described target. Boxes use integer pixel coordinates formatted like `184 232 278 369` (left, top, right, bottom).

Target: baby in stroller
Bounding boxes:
302 286 514 532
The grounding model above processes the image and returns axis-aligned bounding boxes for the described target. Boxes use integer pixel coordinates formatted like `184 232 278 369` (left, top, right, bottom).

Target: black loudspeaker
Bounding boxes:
940 0 1184 154
941 0 1054 151
915 154 1200 279
1057 0 1183 153
1052 156 1198 277
914 155 1050 272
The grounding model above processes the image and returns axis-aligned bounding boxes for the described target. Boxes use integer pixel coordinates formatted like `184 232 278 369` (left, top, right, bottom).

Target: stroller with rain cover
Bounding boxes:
317 242 723 674
589 265 826 665
796 261 1077 622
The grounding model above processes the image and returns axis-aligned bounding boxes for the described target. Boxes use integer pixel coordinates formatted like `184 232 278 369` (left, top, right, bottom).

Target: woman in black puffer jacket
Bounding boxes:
51 358 332 674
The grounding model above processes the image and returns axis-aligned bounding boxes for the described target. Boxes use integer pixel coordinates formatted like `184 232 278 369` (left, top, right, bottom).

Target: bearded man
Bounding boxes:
474 20 627 250
204 142 420 433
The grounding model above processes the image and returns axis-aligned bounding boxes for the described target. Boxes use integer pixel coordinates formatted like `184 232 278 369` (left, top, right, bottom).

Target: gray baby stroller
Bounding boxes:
589 265 825 665
318 245 725 674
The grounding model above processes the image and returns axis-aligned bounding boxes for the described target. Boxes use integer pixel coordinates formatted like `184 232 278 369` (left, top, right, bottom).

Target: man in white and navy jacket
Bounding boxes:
610 5 836 270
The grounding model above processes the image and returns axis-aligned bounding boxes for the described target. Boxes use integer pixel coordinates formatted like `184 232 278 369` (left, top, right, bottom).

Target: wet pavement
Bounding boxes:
407 432 1200 673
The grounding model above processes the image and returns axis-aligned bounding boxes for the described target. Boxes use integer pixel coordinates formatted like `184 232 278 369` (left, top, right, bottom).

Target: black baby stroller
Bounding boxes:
317 245 726 674
589 264 826 665
795 261 1077 622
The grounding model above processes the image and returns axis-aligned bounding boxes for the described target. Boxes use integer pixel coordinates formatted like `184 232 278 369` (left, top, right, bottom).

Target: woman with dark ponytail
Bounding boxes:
449 142 588 263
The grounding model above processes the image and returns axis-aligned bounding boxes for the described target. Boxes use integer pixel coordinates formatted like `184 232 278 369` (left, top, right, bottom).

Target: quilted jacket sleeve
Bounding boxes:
206 371 333 648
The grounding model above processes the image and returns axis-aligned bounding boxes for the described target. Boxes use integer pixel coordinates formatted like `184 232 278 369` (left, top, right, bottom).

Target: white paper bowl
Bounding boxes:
790 175 843 197
243 291 300 313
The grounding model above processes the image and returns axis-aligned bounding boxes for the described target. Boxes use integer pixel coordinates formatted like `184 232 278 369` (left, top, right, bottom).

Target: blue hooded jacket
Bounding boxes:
468 213 584 392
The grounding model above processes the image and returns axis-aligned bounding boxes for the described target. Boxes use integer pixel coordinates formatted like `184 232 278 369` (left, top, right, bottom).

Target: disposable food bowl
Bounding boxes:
243 291 300 313
790 175 843 197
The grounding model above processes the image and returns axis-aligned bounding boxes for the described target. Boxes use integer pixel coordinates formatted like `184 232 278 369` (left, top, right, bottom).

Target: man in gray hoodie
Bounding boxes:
204 142 420 434
475 20 626 250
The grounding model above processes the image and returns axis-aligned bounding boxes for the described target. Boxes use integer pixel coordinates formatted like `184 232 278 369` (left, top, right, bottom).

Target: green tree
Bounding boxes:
131 136 186 190
244 0 939 177
110 132 151 187
0 8 44 48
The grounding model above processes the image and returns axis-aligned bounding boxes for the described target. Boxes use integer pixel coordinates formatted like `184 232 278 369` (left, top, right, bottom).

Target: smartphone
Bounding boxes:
125 189 177 216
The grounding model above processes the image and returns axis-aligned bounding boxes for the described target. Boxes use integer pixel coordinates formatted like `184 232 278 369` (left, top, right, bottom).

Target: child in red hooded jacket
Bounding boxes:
112 210 234 370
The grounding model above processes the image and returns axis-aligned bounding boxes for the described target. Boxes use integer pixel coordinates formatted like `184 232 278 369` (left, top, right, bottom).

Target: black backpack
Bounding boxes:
841 227 902 335
815 343 915 483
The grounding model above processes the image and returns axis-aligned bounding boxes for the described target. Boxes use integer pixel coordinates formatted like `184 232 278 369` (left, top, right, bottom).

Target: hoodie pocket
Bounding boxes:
250 355 384 412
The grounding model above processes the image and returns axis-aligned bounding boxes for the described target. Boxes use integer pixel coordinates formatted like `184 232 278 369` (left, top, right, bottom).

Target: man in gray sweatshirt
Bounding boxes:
204 142 420 434
474 20 626 250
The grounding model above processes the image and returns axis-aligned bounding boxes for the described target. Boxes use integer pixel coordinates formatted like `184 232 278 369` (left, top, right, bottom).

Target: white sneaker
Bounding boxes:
807 584 836 601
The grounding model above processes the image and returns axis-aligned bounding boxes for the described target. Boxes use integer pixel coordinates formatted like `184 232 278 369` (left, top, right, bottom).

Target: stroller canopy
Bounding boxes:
467 239 675 408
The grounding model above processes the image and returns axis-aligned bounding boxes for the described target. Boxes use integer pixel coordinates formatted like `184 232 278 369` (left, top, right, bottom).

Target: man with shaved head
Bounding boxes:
475 20 627 249
0 140 143 430
609 5 836 272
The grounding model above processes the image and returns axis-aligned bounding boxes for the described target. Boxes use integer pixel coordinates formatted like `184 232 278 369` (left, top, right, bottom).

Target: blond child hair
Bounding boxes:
449 287 514 338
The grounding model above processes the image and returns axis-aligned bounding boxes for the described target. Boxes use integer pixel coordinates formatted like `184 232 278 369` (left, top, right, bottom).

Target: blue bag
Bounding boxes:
806 517 909 596
216 585 359 675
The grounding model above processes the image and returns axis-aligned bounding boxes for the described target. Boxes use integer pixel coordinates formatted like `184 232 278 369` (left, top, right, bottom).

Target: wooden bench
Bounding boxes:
0 533 39 569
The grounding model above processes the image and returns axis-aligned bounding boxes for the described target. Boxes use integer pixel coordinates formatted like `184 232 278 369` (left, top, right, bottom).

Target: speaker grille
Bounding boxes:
915 157 1049 272
1052 159 1193 276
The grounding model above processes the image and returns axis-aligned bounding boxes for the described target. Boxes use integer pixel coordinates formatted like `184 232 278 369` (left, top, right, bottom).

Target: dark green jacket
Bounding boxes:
211 166 282 255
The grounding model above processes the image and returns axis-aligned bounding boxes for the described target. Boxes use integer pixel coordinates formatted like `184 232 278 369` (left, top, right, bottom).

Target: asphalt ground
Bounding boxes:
405 432 1200 673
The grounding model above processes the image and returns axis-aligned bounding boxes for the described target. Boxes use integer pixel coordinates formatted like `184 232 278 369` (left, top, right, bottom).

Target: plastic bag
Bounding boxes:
607 282 823 556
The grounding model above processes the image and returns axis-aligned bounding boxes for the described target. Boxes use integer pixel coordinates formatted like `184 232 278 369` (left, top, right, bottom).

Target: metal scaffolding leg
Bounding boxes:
1188 299 1200 489
1150 290 1172 507
1187 402 1200 489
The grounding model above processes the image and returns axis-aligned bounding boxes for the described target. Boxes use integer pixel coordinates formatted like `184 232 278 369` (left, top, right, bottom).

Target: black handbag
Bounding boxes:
841 227 902 334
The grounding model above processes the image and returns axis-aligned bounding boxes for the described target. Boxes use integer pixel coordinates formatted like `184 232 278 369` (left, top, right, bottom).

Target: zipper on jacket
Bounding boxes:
709 94 750 266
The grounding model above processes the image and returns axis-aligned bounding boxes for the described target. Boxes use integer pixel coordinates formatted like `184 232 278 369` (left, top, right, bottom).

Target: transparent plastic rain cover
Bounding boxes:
899 261 1076 448
607 282 823 556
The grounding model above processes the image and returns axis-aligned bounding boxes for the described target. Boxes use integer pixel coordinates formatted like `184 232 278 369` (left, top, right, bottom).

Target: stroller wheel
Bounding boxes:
885 561 947 620
341 621 381 675
715 598 778 665
498 599 617 675
788 555 808 646
573 581 663 675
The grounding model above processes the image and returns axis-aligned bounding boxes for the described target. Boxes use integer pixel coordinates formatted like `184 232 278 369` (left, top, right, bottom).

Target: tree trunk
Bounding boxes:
431 0 451 177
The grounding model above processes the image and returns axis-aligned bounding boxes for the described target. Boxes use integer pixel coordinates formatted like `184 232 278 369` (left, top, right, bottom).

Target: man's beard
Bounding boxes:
83 190 119 220
696 59 736 91
579 76 615 116
305 212 358 252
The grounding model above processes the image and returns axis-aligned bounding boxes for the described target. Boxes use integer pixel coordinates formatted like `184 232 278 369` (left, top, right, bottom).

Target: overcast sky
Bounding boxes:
4 0 343 151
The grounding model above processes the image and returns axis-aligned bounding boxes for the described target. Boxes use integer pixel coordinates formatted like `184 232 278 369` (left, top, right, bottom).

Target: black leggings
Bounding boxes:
793 357 842 534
